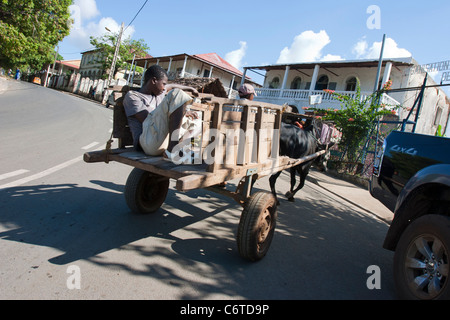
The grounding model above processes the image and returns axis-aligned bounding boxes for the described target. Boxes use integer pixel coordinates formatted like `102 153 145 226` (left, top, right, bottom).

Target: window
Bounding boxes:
346 77 357 91
315 75 329 90
290 77 302 89
328 82 337 90
269 77 280 89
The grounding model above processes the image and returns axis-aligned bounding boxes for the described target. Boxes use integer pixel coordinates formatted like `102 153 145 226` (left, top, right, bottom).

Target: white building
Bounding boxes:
132 53 258 98
44 59 80 87
79 49 105 80
243 57 449 136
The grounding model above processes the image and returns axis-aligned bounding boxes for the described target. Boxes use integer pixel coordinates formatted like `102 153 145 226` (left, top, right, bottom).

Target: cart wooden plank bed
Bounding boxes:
84 87 325 261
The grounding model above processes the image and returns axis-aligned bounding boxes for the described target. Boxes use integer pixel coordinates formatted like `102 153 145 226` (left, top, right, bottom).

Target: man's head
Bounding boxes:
142 65 168 96
238 83 257 100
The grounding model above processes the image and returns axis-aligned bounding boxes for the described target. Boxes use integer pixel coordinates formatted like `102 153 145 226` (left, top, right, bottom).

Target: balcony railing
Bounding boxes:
254 88 401 109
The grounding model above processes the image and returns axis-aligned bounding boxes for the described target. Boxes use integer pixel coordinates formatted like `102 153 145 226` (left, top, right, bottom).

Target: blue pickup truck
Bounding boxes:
370 130 450 300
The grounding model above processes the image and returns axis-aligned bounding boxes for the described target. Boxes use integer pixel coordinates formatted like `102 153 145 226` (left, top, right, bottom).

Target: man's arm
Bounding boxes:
134 110 149 123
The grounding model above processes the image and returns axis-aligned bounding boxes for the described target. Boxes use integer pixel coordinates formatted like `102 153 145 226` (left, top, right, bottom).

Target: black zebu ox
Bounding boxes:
269 120 331 204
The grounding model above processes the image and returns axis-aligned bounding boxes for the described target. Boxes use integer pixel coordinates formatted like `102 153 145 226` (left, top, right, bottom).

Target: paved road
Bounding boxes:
0 79 396 300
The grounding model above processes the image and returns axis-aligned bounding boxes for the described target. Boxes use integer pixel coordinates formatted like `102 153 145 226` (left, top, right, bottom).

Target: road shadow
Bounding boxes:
0 175 395 299
0 181 235 265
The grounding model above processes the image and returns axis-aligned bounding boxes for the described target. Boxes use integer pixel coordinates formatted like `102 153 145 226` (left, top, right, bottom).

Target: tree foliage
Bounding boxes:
311 80 396 165
89 32 150 79
0 0 72 71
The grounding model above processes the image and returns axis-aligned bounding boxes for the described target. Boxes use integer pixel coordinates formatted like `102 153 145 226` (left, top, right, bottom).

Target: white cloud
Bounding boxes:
67 0 134 52
352 37 412 59
277 30 342 64
322 54 344 62
352 38 369 58
88 17 135 40
74 0 100 21
225 41 248 70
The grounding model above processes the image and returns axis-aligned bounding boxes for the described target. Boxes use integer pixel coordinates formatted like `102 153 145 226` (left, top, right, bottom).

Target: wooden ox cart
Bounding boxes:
84 87 325 261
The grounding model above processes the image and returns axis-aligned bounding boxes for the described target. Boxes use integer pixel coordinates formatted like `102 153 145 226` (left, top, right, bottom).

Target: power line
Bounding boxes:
125 0 149 31
61 1 149 58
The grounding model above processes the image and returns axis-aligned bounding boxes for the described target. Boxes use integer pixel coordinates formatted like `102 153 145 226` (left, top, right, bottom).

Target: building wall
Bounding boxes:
258 61 449 136
399 69 450 135
264 65 407 93
258 65 402 110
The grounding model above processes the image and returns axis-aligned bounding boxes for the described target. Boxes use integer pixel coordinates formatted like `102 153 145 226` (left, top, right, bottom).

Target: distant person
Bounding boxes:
15 68 20 80
238 83 257 100
123 65 199 163
228 83 258 113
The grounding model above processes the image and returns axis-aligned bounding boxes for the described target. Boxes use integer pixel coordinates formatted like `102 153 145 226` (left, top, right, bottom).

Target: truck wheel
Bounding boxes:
394 214 450 300
237 191 278 261
124 168 169 214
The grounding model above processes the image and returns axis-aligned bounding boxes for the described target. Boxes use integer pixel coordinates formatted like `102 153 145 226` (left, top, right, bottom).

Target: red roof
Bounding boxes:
131 52 253 81
58 60 81 70
194 53 244 77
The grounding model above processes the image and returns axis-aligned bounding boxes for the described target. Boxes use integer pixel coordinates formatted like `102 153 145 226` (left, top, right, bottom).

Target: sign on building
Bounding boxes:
309 94 323 105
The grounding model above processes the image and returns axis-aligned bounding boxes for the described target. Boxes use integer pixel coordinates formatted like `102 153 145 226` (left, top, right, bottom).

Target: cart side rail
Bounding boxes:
190 96 283 174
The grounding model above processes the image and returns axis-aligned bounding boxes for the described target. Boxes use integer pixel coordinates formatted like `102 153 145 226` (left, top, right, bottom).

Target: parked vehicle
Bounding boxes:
370 130 450 299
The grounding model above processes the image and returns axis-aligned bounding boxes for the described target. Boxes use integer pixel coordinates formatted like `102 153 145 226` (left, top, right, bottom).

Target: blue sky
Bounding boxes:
60 0 450 85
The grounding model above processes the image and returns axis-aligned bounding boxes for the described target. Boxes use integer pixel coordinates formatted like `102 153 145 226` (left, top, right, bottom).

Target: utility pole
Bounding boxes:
44 45 59 87
127 54 136 84
108 22 124 85
361 34 386 174
373 34 386 93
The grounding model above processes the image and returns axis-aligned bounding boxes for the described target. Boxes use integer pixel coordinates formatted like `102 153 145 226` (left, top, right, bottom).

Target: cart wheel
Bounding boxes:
124 168 169 214
237 191 278 261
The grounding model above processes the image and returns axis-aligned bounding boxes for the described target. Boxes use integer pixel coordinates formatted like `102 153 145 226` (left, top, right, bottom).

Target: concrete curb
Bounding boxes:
325 169 370 189
53 88 107 108
308 169 393 224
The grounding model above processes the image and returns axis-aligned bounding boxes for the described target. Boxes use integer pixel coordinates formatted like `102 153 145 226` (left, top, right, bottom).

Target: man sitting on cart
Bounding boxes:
123 65 199 163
